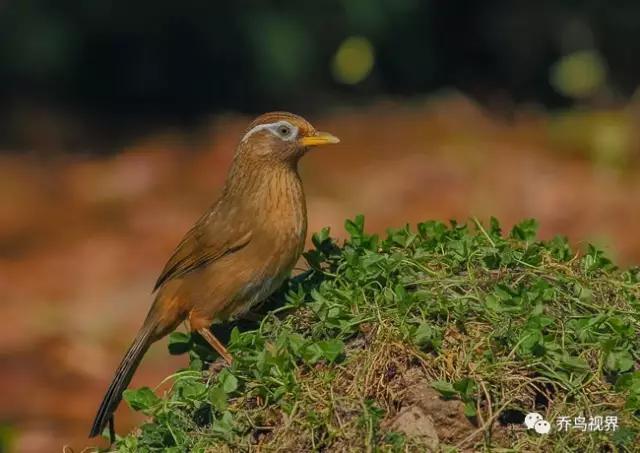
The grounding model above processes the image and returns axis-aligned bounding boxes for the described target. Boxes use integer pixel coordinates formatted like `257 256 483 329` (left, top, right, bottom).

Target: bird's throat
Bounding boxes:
223 157 307 235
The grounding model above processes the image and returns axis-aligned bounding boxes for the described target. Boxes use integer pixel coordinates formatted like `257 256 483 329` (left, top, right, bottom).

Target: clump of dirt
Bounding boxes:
383 406 439 450
385 367 476 443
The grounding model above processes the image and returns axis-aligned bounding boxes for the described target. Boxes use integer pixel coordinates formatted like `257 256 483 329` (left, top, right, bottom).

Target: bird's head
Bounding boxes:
238 111 339 163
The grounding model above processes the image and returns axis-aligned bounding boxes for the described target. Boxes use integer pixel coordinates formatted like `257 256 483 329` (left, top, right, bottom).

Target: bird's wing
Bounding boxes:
153 213 252 292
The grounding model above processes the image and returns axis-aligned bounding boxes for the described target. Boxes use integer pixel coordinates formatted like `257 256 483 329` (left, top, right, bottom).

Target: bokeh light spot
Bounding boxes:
550 50 607 99
332 36 375 85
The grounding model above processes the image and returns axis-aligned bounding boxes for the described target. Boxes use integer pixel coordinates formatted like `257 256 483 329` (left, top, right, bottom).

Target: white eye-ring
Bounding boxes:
270 121 297 141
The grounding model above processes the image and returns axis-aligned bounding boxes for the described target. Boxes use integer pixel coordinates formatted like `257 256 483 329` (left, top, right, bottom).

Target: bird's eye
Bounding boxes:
278 125 291 136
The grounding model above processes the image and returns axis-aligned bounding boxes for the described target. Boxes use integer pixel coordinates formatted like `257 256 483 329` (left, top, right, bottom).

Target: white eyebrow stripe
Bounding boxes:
241 123 272 142
241 120 297 142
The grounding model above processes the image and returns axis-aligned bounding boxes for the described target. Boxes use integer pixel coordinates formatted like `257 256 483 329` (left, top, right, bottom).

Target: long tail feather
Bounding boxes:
89 323 155 438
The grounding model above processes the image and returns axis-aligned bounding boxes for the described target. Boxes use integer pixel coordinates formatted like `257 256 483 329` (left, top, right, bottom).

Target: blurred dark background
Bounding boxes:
1 1 640 452
1 0 640 150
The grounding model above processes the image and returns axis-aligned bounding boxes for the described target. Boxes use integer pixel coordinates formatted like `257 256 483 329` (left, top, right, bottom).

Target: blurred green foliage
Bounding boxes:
1 0 640 118
0 424 15 453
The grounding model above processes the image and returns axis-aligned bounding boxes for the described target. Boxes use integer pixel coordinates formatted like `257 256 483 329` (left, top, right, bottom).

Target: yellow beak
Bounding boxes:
299 131 340 147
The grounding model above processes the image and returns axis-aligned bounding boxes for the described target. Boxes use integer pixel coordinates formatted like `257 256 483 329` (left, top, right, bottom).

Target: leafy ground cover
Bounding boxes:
105 216 640 452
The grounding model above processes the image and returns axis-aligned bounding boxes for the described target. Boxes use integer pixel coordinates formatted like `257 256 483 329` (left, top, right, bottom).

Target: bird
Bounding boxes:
89 111 339 441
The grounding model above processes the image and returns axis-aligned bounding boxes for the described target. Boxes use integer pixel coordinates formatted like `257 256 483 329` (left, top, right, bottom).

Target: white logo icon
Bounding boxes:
524 412 551 434
534 420 551 434
524 412 543 429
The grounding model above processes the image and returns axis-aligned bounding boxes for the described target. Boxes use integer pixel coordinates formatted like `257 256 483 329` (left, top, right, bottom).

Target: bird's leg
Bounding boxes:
189 311 234 365
197 327 233 365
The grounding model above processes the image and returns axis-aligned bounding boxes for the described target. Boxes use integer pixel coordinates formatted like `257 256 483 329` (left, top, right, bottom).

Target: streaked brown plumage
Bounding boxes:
89 112 339 440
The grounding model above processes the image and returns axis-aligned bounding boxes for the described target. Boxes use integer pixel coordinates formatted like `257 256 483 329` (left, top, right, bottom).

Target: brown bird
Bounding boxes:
89 112 339 440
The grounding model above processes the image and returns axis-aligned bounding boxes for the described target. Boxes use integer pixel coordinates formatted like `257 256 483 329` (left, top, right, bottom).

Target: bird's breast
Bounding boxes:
253 166 307 251
226 169 307 316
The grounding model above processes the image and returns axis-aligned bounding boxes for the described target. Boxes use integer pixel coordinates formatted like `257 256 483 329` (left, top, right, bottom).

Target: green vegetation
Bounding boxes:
108 216 639 452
